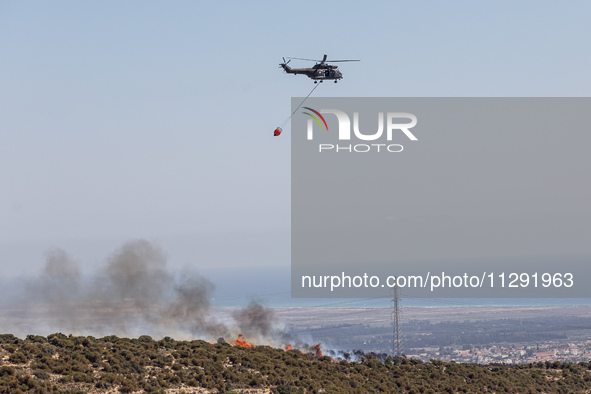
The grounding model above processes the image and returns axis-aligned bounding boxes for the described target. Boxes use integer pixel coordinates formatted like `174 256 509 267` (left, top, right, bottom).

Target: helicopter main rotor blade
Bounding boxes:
287 57 320 62
287 57 360 63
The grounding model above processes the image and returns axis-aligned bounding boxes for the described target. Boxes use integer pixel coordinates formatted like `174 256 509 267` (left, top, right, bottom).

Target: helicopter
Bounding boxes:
279 54 359 83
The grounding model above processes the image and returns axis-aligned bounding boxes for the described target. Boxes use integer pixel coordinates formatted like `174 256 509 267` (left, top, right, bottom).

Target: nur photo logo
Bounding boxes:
302 107 418 153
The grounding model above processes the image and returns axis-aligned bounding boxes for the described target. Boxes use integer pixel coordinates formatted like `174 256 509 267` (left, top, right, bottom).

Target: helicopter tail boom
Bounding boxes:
280 62 309 75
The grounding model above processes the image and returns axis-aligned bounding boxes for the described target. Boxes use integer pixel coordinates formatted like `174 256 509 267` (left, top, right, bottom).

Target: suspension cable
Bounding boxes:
279 82 321 128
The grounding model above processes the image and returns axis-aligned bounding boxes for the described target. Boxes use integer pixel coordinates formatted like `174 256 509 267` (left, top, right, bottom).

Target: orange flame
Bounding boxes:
285 344 293 351
313 343 323 358
233 334 255 348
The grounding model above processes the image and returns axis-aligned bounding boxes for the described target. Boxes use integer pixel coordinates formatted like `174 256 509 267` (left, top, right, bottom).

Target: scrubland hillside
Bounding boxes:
1 333 591 393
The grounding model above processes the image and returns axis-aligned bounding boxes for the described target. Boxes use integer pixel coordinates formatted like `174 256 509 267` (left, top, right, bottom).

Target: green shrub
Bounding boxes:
33 370 50 380
8 352 28 364
0 366 15 376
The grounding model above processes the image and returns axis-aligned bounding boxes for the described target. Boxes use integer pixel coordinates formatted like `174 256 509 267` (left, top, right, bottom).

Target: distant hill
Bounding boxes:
1 333 591 393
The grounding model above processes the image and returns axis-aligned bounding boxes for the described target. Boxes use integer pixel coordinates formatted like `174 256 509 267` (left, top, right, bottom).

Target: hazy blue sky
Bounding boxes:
1 1 590 279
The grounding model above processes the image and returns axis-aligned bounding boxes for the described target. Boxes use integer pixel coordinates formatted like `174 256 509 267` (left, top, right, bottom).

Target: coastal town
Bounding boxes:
408 340 591 365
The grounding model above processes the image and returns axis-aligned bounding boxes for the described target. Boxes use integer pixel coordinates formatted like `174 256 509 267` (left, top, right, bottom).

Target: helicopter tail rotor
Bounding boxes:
279 57 292 71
